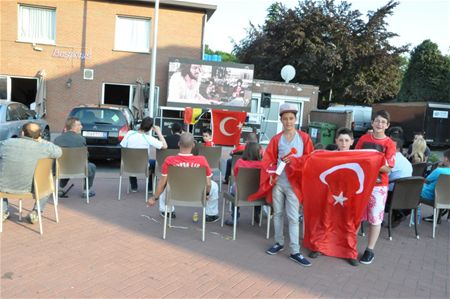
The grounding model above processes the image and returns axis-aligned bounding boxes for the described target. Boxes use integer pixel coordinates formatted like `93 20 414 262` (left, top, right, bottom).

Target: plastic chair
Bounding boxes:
198 146 223 191
118 148 150 202
153 149 179 189
228 154 243 193
221 168 270 240
56 147 90 203
0 158 58 235
163 166 208 241
412 162 428 177
387 176 424 240
420 174 450 238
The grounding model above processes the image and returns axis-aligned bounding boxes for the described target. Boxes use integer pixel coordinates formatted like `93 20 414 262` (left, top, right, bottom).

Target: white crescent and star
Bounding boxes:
219 117 242 136
319 163 365 207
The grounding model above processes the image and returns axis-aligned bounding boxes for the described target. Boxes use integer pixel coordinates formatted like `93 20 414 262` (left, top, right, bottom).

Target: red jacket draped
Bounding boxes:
249 130 314 203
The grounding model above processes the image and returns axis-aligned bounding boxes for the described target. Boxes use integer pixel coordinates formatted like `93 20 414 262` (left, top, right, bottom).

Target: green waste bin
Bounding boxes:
308 122 336 146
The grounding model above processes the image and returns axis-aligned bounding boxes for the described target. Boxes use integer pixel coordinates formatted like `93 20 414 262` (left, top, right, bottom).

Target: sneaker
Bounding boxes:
82 191 96 198
2 211 10 222
225 218 238 226
308 251 321 259
266 243 284 255
130 188 138 193
290 253 312 267
27 210 38 225
348 258 359 266
423 215 434 223
159 211 176 219
205 215 220 223
359 249 375 265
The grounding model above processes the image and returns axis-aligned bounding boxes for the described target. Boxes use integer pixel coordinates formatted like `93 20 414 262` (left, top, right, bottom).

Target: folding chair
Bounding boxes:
386 176 424 240
153 149 179 189
198 146 223 191
420 174 450 238
164 166 207 241
118 148 150 202
56 147 90 203
0 158 58 235
221 168 270 240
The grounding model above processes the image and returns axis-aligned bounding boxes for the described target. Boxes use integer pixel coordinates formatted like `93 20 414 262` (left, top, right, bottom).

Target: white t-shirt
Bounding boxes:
388 151 413 191
120 130 163 155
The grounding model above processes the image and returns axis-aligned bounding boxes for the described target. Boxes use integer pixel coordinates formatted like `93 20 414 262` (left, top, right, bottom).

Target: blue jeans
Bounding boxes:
2 196 49 214
130 159 156 190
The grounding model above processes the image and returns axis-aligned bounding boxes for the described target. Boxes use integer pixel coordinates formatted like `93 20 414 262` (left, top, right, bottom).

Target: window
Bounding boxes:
115 16 150 53
18 5 56 44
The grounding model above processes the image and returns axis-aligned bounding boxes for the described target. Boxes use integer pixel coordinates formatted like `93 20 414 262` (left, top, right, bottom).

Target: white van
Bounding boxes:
326 105 372 136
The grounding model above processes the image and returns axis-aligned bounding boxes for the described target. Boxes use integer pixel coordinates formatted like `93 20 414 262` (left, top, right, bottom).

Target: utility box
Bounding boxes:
308 121 336 146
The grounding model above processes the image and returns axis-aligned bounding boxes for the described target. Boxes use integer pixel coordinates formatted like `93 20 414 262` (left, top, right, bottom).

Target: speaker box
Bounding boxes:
261 92 271 108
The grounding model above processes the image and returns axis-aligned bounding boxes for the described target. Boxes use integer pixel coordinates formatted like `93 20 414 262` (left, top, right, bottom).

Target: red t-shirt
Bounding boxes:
162 154 212 177
233 159 262 177
204 141 215 147
355 133 396 186
230 143 246 155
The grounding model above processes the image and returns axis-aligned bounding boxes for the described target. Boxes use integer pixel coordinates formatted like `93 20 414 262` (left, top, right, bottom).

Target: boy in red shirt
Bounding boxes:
202 128 215 147
355 110 396 264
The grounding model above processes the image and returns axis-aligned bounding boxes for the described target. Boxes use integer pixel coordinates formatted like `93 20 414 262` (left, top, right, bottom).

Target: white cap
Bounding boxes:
279 103 298 116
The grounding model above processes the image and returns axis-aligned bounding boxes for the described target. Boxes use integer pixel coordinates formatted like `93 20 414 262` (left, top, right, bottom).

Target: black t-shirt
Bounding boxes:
165 134 180 149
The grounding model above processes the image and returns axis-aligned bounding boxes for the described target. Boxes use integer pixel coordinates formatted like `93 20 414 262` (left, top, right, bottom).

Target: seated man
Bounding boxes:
386 138 413 226
165 122 182 149
421 149 450 222
54 117 96 198
147 132 219 223
1 122 62 223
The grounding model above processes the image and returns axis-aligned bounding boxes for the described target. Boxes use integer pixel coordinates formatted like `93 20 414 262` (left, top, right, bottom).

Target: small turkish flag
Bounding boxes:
302 150 384 260
211 110 247 146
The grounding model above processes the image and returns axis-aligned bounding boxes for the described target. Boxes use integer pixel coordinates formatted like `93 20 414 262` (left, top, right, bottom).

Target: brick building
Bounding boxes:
0 0 216 131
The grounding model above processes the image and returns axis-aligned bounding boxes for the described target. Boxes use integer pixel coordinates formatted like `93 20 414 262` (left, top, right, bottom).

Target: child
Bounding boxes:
202 128 215 147
355 110 396 265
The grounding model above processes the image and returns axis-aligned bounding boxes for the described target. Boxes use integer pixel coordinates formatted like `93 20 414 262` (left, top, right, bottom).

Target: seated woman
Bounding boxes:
225 142 263 226
408 136 427 163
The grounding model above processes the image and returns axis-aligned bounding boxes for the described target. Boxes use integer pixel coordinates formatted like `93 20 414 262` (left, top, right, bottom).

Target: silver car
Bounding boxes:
0 100 50 141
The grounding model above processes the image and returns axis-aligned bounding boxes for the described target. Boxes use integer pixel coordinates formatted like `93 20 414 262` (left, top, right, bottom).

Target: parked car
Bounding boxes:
67 104 136 159
0 100 50 141
326 105 372 137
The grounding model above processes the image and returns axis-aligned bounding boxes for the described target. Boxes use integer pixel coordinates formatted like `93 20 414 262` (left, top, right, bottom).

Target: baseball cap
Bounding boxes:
279 103 298 116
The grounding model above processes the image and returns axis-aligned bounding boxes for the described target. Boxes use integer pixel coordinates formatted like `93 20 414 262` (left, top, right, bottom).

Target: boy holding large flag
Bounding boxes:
251 103 314 267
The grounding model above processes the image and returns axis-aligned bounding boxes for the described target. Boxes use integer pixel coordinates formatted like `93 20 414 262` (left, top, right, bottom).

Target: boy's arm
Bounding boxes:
147 176 167 206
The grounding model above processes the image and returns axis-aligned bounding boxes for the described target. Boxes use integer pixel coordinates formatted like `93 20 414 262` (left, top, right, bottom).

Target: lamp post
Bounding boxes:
148 0 160 118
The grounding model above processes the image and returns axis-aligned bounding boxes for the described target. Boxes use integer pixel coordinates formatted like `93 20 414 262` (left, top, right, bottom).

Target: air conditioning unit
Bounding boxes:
83 69 94 80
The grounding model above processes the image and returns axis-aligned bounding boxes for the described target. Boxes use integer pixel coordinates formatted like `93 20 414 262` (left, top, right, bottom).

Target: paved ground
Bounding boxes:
1 160 449 298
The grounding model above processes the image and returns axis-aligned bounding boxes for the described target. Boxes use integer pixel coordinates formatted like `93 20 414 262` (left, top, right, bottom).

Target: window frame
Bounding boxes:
17 4 56 45
114 15 151 53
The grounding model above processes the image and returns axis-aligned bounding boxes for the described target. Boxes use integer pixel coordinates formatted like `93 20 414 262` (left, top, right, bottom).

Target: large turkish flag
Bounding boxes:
211 110 247 146
302 150 384 259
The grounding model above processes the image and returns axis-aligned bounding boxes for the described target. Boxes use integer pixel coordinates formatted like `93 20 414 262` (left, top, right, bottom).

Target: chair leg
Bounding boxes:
233 205 238 240
36 201 43 235
169 208 172 227
19 199 22 221
145 177 149 203
85 177 89 204
413 208 419 239
202 207 206 242
118 175 122 200
266 206 271 239
251 207 255 226
259 205 263 227
388 210 392 241
53 191 59 223
163 205 168 240
432 208 437 238
221 197 226 227
360 222 365 236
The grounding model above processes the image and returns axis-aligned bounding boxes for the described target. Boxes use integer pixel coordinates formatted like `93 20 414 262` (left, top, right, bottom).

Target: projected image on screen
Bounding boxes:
167 58 254 111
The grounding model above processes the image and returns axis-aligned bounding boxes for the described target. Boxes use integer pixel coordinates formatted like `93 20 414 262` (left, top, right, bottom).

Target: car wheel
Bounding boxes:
42 127 51 141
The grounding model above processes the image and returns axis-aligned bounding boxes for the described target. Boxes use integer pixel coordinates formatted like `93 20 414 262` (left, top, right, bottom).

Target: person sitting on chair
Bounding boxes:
147 132 220 223
1 122 62 223
165 123 183 149
54 117 96 198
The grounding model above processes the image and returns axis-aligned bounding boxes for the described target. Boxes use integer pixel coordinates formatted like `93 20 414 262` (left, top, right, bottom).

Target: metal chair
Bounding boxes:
412 162 428 177
228 154 243 193
221 168 270 240
198 146 223 191
118 148 150 202
56 147 90 203
164 166 208 241
153 149 179 189
420 174 450 238
0 158 58 235
387 176 424 240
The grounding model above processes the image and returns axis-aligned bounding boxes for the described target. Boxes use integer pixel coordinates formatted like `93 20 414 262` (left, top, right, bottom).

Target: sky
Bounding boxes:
195 0 450 55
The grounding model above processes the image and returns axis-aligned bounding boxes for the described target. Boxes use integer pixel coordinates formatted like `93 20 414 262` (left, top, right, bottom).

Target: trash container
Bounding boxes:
308 122 336 146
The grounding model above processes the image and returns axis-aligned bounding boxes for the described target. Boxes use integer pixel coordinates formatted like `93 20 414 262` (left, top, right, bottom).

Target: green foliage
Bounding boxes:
205 44 238 63
233 0 408 105
397 40 450 103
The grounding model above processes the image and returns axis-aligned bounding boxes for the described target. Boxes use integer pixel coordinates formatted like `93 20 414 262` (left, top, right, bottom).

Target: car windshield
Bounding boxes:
72 108 127 125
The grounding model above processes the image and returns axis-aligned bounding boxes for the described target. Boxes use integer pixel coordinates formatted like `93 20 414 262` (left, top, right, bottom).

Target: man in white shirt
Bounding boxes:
120 117 167 193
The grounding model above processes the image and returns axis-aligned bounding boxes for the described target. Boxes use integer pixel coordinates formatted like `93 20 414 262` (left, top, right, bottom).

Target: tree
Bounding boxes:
397 40 450 102
205 45 238 63
233 0 408 105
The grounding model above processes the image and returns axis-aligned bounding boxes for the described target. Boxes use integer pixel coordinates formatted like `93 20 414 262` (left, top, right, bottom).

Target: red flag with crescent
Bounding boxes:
211 110 247 146
302 150 384 260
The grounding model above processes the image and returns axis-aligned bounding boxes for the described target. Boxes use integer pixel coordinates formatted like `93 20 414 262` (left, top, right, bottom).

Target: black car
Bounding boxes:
68 104 136 159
